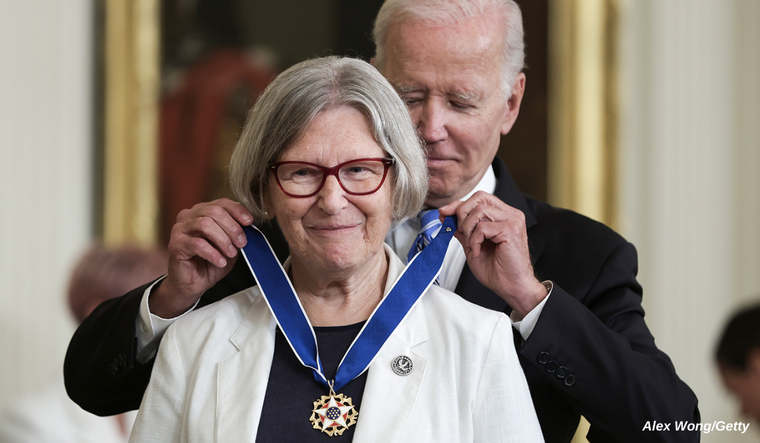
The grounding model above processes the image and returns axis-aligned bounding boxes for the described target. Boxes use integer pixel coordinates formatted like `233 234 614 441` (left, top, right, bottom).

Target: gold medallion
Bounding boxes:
310 380 359 436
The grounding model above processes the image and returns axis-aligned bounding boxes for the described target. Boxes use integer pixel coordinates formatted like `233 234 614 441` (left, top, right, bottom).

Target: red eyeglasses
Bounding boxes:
269 158 395 198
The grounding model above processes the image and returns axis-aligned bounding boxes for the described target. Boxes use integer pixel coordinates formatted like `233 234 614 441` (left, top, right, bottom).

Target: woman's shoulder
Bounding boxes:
170 286 262 338
420 286 512 343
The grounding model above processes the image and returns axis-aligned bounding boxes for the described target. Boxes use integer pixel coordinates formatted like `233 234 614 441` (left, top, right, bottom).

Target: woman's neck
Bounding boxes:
289 251 389 327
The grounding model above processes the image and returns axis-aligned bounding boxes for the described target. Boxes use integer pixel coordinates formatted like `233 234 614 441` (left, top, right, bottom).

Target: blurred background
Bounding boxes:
1 0 759 441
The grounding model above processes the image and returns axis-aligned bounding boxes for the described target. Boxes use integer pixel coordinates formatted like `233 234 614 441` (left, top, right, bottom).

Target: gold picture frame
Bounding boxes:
101 0 160 246
549 0 620 230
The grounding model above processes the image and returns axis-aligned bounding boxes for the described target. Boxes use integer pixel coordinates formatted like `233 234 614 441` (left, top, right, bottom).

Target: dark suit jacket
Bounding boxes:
64 158 699 442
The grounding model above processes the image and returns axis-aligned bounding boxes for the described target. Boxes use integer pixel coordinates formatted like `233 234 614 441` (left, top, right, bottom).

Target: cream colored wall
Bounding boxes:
618 1 760 442
0 1 93 411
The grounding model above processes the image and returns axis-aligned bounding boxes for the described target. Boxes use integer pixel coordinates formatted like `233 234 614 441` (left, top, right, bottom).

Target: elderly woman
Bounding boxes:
128 56 542 442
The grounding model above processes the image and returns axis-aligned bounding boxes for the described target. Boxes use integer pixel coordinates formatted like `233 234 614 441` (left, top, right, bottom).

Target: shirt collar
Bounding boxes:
460 165 497 202
391 164 497 230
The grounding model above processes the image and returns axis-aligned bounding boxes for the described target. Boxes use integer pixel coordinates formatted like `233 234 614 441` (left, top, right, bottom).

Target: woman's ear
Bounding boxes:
263 193 275 220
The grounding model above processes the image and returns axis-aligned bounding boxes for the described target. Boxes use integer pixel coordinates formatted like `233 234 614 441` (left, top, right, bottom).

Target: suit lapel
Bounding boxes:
352 302 429 442
490 158 547 265
491 157 537 229
454 158 542 315
216 293 277 442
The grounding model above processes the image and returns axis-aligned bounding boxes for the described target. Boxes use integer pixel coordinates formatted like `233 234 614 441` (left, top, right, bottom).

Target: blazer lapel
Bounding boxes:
352 304 429 442
216 292 277 442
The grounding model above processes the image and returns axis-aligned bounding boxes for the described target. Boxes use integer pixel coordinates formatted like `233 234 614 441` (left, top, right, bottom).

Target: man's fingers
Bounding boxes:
444 191 507 216
462 219 498 258
180 215 241 259
171 235 229 268
439 200 464 217
212 198 254 227
456 204 498 238
441 191 512 235
175 200 250 251
443 192 527 261
461 213 526 259
197 203 248 250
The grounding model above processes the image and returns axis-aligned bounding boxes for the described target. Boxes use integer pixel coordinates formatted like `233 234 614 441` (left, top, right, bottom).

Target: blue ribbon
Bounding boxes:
241 216 457 391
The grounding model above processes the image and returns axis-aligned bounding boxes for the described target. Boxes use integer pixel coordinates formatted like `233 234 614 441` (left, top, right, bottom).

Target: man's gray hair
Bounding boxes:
373 0 525 98
229 56 428 222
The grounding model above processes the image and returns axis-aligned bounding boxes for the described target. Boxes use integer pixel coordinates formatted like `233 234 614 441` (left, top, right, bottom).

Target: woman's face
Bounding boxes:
265 106 394 275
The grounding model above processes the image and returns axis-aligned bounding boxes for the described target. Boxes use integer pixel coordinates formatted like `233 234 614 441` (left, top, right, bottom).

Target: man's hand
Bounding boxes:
151 198 253 318
439 191 547 319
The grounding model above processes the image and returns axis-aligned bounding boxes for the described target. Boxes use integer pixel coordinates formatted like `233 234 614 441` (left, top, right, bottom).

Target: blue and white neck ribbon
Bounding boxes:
240 216 457 391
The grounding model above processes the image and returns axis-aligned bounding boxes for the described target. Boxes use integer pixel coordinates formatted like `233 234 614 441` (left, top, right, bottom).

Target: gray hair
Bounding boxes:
229 56 428 221
372 0 525 98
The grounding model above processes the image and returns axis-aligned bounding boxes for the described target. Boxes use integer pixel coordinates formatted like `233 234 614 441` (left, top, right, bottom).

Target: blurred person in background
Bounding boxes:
0 244 166 443
715 301 760 427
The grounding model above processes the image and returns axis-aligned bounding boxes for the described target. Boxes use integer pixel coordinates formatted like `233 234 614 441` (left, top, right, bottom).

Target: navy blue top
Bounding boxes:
256 322 367 442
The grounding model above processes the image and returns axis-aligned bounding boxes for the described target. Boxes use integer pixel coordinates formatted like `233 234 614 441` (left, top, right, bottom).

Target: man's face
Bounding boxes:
380 15 525 208
720 358 760 425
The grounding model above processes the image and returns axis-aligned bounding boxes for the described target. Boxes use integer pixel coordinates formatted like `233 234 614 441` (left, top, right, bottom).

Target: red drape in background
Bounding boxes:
160 49 274 242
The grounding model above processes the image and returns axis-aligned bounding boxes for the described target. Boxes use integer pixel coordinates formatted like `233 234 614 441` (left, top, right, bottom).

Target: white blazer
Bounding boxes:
129 246 543 442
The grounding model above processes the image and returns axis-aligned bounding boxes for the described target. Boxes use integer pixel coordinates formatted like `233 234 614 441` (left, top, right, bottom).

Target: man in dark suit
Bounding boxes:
65 0 699 441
